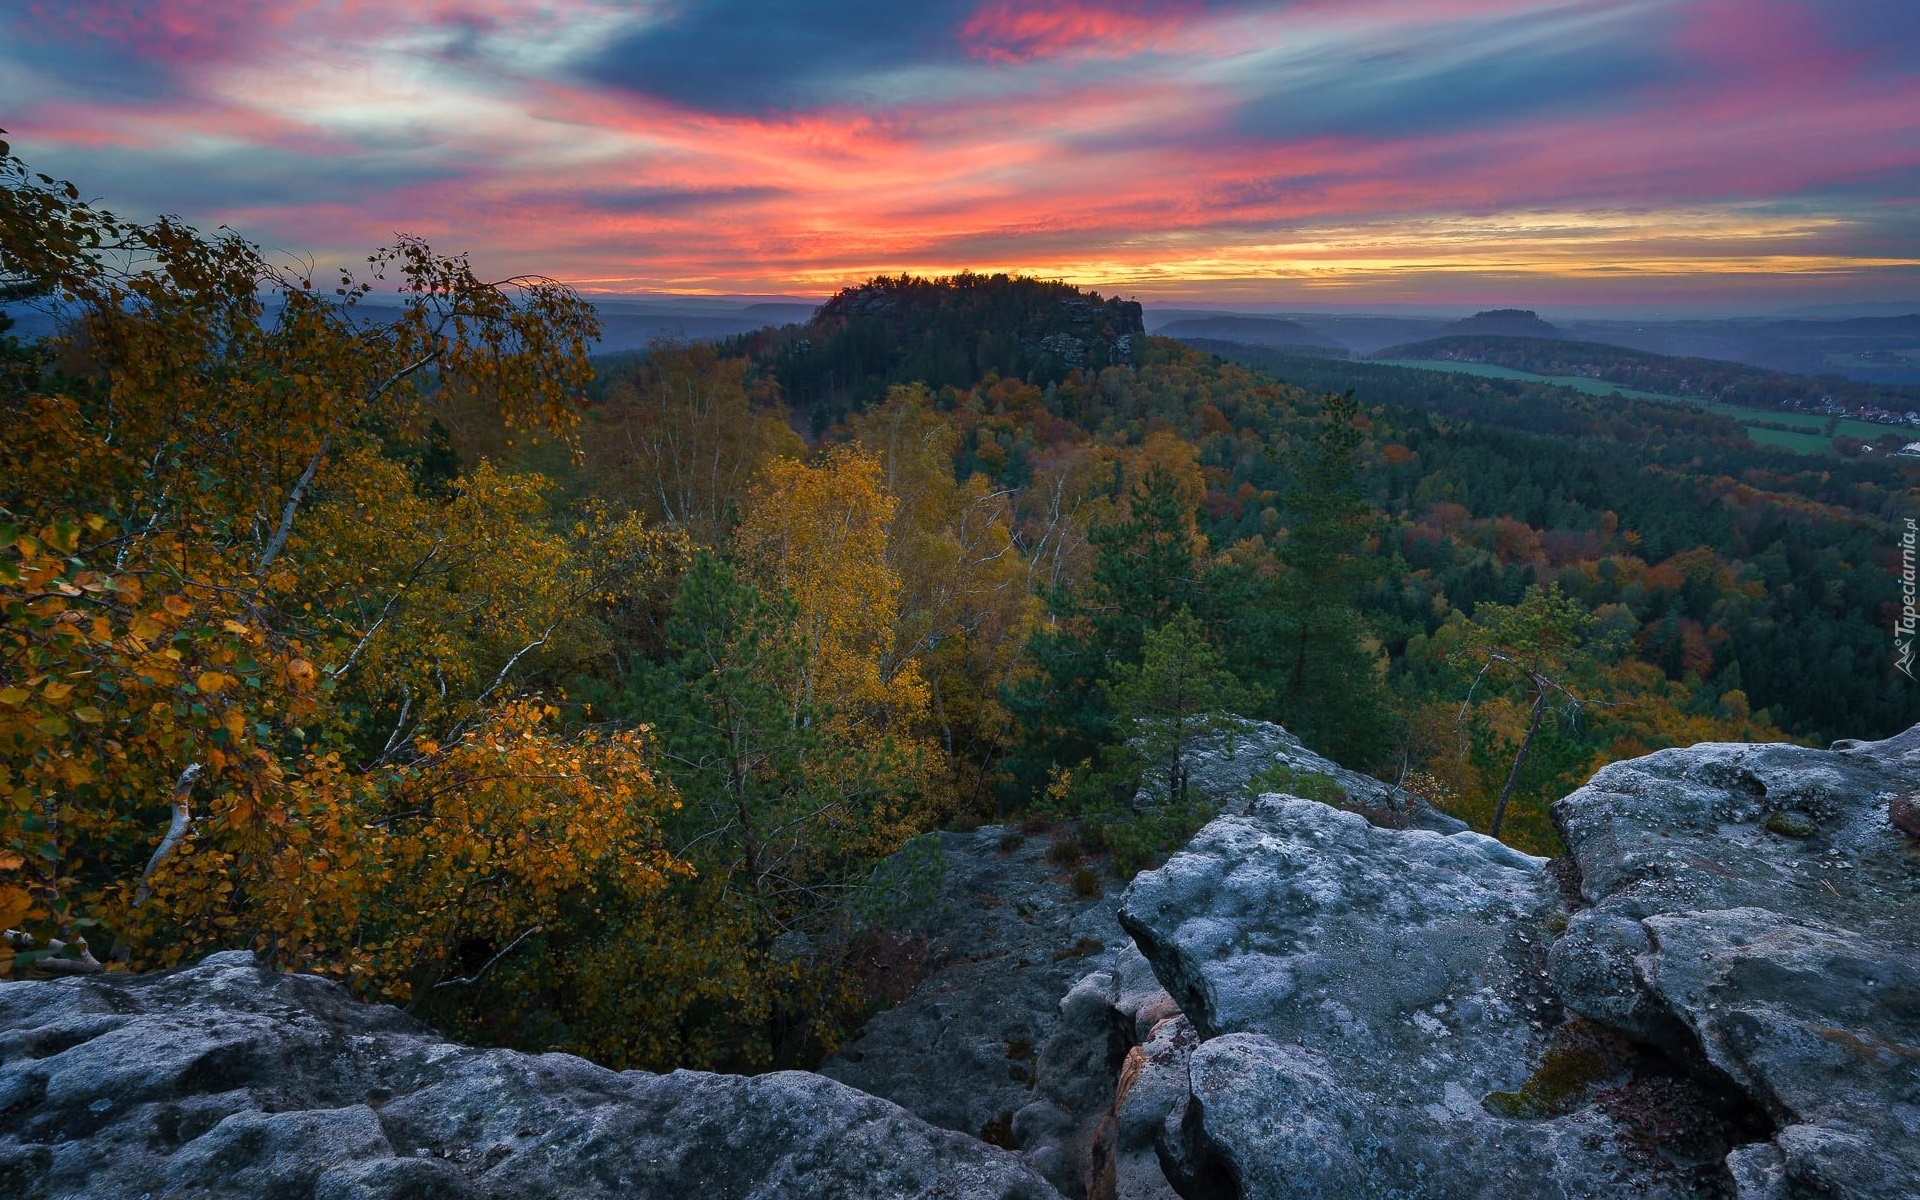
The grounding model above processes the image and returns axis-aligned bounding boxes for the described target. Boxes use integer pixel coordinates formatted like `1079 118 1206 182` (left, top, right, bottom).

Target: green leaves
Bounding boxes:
1106 607 1257 806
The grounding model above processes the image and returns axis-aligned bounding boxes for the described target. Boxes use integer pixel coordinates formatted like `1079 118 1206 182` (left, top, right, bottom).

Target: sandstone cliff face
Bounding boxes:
0 951 1058 1200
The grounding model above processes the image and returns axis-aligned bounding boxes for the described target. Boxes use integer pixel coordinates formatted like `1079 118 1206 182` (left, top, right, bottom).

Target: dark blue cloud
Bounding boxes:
576 0 980 112
1229 7 1680 141
21 142 463 216
576 0 1272 113
0 15 179 104
1820 0 1920 66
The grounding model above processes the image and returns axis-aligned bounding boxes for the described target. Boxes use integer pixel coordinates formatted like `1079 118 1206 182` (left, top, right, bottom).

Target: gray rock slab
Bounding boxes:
0 951 1060 1200
1117 794 1717 1198
1553 728 1920 1197
1168 719 1468 834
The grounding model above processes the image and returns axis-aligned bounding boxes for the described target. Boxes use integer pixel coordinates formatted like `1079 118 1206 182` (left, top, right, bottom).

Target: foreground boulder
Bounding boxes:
1108 725 1920 1199
821 719 1468 1197
1115 799 1720 1199
0 951 1060 1200
1552 727 1920 1198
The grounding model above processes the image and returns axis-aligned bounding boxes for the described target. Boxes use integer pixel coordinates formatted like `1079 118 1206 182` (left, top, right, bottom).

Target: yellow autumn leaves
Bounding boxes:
1 141 684 996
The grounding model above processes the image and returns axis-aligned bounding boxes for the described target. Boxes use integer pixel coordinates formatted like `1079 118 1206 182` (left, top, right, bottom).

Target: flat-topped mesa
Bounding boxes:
1108 723 1918 1200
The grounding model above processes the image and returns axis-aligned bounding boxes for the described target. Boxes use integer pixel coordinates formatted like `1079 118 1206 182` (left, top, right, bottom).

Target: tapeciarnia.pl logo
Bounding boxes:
1899 518 1917 680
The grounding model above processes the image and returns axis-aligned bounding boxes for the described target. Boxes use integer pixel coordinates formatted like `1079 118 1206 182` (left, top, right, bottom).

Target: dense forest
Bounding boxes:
4 143 1916 1076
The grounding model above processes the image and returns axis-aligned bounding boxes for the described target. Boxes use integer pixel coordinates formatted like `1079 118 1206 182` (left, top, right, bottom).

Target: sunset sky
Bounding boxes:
5 0 1918 309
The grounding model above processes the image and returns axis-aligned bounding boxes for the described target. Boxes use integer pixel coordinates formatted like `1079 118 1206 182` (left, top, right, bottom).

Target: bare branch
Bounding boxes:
1454 656 1502 751
475 623 556 705
365 348 440 408
255 434 330 575
134 763 202 907
331 539 446 682
428 926 542 994
378 685 414 763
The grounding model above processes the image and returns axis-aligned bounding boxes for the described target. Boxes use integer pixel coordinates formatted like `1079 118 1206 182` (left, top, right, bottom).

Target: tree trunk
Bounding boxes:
1490 677 1549 841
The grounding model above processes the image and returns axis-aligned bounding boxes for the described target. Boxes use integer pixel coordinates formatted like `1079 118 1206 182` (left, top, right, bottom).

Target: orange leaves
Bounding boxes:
2 148 630 988
113 698 687 1001
0 511 326 974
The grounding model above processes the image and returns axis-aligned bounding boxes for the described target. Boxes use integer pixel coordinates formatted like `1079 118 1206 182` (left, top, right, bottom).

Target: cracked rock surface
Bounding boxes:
819 720 1470 1198
1116 798 1700 1199
0 950 1060 1200
1552 727 1920 1199
1106 725 1920 1199
818 825 1127 1194
818 827 1125 1132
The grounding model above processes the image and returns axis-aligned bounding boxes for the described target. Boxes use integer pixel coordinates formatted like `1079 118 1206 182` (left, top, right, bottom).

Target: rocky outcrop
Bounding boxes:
1102 726 1920 1200
14 722 1910 1200
1550 728 1920 1198
820 720 1463 1198
0 951 1060 1200
1114 799 1698 1198
1165 719 1467 834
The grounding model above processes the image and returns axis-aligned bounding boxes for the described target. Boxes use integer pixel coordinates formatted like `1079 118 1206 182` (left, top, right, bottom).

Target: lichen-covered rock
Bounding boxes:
0 951 1060 1200
1159 719 1468 834
1552 728 1920 1198
1116 793 1760 1198
1119 796 1552 1048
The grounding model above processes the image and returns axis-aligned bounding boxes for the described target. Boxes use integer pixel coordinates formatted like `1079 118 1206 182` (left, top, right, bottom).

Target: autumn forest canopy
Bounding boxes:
4 143 1916 1071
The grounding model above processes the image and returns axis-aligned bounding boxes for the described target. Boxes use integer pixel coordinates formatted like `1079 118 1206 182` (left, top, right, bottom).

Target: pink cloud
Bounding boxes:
960 1 1203 63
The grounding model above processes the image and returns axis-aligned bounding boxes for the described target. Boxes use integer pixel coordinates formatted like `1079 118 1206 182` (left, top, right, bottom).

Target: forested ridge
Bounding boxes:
4 144 1915 1074
1376 332 1920 414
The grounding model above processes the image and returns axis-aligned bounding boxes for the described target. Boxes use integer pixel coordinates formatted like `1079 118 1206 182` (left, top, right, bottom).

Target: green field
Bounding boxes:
1373 358 1683 401
1374 357 1905 454
1744 426 1839 455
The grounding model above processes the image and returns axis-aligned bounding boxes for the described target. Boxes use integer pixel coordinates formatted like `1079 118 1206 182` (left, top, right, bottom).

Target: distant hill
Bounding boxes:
1557 313 1920 385
1158 316 1346 355
735 272 1145 422
1440 309 1565 339
1374 334 1920 416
